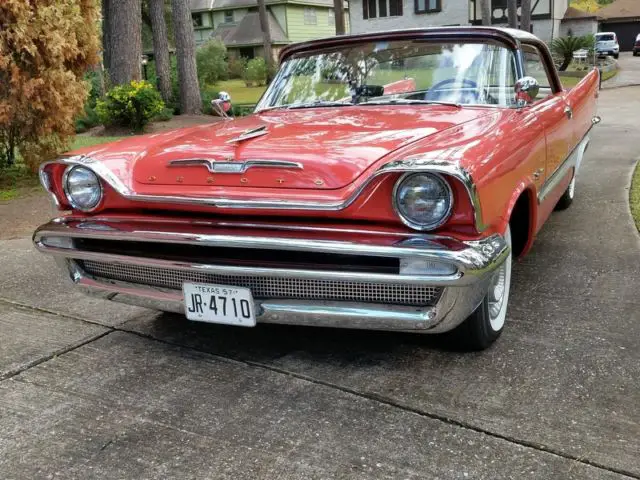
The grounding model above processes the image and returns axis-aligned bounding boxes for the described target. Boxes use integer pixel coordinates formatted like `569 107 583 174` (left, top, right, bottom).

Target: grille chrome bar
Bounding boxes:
81 260 443 307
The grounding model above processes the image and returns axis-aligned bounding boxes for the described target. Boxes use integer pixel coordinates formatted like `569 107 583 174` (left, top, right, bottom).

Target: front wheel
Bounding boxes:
452 226 512 351
554 175 576 211
614 53 619 59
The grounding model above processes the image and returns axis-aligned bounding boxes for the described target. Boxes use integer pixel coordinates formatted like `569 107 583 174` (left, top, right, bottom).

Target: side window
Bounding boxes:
522 48 553 100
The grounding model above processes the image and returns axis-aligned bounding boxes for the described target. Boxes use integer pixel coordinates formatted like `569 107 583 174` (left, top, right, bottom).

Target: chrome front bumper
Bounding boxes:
33 217 510 333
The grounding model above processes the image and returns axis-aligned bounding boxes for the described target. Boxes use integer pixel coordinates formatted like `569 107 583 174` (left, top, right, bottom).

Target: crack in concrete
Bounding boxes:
2 299 638 479
0 329 112 382
119 328 640 480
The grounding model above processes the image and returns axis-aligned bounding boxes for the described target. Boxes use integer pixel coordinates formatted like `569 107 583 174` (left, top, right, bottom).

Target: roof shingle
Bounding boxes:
190 0 215 11
597 0 640 20
562 6 600 20
211 12 289 46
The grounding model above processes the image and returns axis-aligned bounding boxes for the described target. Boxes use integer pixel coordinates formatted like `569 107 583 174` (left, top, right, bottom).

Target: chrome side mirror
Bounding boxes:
515 76 540 106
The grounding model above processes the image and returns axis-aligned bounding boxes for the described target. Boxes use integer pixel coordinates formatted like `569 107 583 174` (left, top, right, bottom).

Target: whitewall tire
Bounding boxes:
452 225 512 351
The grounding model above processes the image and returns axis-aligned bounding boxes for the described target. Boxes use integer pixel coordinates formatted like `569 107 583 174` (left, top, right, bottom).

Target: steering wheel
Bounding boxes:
425 78 479 103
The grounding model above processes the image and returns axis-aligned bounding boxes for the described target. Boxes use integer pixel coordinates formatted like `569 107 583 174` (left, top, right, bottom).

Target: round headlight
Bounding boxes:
393 173 453 230
63 166 102 211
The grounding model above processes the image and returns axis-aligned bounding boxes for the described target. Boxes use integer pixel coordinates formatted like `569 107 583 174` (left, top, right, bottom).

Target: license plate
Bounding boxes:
182 282 256 327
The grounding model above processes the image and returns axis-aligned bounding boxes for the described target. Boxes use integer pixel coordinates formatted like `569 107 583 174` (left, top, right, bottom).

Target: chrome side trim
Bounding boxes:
538 133 590 204
167 159 304 174
39 167 61 209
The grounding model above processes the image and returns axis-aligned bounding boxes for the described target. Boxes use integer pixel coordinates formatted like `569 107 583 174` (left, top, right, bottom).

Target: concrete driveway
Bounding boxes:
603 52 640 89
1 87 639 480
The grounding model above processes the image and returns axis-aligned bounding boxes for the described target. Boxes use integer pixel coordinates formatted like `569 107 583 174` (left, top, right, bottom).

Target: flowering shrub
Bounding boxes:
96 81 165 132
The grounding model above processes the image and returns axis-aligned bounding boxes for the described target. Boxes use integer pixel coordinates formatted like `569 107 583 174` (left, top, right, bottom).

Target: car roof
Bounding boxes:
279 26 544 62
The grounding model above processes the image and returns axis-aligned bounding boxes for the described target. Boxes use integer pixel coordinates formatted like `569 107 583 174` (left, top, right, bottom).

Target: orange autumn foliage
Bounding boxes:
0 0 100 170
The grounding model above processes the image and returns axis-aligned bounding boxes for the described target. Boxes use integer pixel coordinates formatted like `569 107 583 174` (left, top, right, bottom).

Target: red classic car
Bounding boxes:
34 27 600 350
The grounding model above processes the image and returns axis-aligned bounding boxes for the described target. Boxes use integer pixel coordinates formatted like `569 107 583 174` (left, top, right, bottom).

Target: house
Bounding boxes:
560 6 599 37
348 0 568 42
597 0 640 51
190 0 349 60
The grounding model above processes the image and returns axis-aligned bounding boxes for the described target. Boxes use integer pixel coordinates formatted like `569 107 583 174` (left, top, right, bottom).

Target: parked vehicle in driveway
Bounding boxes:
595 32 620 59
34 27 601 350
634 34 640 56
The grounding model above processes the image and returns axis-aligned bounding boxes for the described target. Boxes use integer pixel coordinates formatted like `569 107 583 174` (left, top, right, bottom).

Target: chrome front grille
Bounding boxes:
80 260 443 307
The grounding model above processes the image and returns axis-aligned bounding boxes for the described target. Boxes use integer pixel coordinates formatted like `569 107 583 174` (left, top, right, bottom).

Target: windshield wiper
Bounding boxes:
286 100 353 110
359 98 461 108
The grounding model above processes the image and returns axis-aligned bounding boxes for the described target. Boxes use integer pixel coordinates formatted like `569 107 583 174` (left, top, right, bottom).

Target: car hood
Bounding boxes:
74 106 495 191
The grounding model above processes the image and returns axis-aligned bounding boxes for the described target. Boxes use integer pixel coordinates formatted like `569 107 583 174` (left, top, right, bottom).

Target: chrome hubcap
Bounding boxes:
487 226 512 332
488 264 507 319
568 177 576 199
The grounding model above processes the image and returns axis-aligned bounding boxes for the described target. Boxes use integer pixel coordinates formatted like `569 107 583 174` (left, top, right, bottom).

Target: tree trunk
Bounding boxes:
257 0 275 81
106 0 142 85
520 0 531 33
480 0 491 26
333 0 346 35
90 63 106 96
171 0 201 114
507 0 518 28
149 0 172 104
102 0 111 71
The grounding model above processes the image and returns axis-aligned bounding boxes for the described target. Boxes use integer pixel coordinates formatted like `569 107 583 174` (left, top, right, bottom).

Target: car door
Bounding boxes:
522 46 573 185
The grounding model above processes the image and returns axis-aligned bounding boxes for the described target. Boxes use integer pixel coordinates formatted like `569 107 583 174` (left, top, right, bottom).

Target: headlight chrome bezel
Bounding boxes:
392 172 454 231
62 165 103 212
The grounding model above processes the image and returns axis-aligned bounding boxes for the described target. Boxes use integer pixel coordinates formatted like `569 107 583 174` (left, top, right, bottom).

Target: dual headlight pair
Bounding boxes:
61 166 453 231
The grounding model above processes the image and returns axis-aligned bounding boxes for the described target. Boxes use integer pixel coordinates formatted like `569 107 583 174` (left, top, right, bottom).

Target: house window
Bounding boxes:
389 0 403 16
363 0 376 19
224 10 234 23
192 13 203 27
364 0 402 19
328 8 335 25
239 47 255 59
304 8 317 25
415 0 441 14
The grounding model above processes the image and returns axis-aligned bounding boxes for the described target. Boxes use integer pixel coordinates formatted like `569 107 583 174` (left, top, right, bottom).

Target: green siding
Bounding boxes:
270 5 288 36
285 5 337 42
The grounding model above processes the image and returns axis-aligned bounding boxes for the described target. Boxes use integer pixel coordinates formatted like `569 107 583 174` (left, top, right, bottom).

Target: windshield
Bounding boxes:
256 40 519 110
597 34 615 42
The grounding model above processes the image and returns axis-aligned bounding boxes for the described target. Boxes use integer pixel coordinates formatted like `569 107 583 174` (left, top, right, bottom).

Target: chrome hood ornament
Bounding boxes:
168 159 303 174
226 125 268 143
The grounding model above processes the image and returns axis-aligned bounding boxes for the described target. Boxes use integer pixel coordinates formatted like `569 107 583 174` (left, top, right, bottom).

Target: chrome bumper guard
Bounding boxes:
33 218 510 333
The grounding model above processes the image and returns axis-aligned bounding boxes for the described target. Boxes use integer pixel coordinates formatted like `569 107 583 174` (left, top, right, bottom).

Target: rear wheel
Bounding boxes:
555 176 576 211
452 226 512 351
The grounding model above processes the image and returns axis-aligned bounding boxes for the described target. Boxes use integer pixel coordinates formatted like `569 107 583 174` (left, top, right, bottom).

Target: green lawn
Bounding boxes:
631 161 640 233
216 79 266 104
560 69 617 88
70 136 125 151
0 136 125 201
